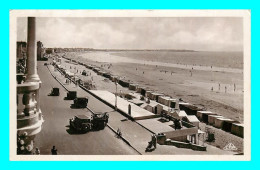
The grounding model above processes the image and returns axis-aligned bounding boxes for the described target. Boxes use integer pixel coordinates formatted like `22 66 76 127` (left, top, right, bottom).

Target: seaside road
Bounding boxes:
34 61 138 155
49 61 235 155
48 64 153 155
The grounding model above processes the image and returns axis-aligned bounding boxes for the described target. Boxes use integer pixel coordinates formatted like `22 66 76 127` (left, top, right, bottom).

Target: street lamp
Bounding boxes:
115 80 118 111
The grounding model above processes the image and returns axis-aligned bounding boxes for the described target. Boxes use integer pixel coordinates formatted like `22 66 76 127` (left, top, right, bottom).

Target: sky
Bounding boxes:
17 17 243 51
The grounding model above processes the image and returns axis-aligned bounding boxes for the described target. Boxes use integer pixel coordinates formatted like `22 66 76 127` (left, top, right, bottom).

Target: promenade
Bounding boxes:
34 59 235 155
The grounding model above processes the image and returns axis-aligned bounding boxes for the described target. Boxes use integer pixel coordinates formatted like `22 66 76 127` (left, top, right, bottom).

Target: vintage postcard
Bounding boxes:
10 10 251 161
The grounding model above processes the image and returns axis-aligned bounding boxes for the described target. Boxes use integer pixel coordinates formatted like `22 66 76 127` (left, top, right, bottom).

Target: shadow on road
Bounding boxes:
70 104 87 109
65 126 87 135
64 97 74 100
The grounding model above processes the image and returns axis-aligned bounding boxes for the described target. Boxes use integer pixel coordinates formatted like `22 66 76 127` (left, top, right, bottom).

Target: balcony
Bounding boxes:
17 81 43 154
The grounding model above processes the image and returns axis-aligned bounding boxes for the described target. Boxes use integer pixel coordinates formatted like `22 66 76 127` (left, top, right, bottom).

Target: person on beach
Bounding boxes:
234 83 236 92
225 86 227 93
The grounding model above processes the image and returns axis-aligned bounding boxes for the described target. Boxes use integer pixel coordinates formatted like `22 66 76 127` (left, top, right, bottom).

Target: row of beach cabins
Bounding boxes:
62 56 244 138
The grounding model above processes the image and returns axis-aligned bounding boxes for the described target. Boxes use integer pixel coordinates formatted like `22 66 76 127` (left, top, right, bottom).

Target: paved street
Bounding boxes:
34 61 138 155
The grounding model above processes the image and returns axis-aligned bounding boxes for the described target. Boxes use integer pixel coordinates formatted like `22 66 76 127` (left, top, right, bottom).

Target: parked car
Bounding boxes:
73 97 88 108
50 87 60 96
66 91 77 100
92 112 109 130
69 115 92 133
69 112 109 132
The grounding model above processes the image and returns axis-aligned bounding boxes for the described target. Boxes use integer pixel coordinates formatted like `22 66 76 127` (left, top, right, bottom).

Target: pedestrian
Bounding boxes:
35 147 40 155
51 146 57 155
225 86 227 93
211 87 213 91
143 71 144 74
152 134 157 149
234 83 236 92
128 104 131 116
117 128 122 137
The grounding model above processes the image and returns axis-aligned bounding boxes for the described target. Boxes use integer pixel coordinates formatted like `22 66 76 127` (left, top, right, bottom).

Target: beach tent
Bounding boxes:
222 119 238 132
231 123 244 138
143 102 163 115
129 84 139 91
208 115 223 126
169 110 187 119
158 96 171 105
184 115 200 127
145 90 154 99
150 92 164 102
179 102 201 115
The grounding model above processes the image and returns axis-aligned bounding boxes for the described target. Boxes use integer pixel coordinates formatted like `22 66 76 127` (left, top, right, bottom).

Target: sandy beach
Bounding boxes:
67 51 244 123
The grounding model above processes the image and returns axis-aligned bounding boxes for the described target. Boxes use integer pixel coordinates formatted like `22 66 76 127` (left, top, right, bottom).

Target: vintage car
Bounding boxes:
50 87 60 96
69 112 109 132
91 112 109 130
73 97 88 108
66 91 77 100
69 115 92 133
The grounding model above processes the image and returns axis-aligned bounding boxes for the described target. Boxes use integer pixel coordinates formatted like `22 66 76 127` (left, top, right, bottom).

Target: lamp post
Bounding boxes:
115 80 118 111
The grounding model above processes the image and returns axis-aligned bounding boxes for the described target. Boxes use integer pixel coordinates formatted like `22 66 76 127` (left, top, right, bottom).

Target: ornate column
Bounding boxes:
25 17 40 82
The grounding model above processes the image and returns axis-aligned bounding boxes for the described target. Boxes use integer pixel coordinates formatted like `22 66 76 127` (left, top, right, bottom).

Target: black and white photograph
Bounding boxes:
10 10 251 160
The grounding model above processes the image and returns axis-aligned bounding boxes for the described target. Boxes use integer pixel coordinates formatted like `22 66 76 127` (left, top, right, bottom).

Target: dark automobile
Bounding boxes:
91 112 109 130
73 97 88 108
69 115 92 132
69 112 109 132
50 87 60 96
67 91 77 100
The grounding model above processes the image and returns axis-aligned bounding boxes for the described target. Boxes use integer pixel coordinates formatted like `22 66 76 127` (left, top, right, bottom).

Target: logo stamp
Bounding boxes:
223 143 238 151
